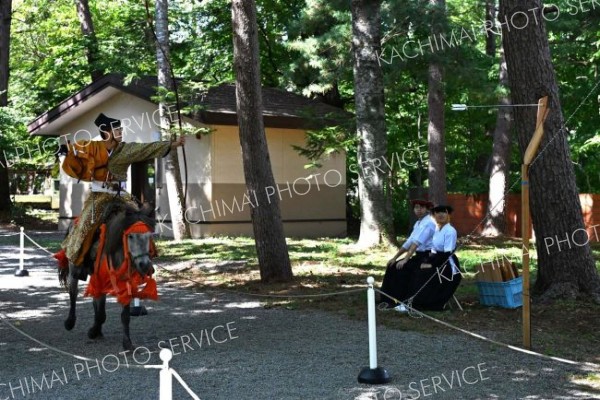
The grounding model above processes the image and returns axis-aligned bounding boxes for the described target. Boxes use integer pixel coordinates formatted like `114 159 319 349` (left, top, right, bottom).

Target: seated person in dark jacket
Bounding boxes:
410 204 462 311
379 199 436 307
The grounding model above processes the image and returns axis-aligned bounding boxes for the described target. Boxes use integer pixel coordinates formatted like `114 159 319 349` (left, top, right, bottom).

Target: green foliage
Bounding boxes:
546 0 600 193
11 0 89 113
4 0 600 227
0 107 54 170
285 0 353 97
292 125 356 169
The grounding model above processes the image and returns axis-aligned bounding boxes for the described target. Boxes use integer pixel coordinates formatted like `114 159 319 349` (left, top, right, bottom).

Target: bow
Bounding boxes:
143 0 189 210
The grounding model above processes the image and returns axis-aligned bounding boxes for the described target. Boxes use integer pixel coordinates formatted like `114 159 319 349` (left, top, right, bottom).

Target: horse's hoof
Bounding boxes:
87 327 103 339
64 318 76 331
122 339 134 352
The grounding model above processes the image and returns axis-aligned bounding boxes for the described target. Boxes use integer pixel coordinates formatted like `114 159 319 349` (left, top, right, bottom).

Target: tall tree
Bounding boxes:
152 0 190 240
500 0 600 302
484 0 496 57
0 0 12 211
75 0 103 81
482 2 512 236
482 49 512 236
231 0 293 282
427 0 447 205
351 0 396 248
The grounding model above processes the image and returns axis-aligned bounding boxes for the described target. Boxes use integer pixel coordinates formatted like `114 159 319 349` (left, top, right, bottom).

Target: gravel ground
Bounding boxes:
1 230 599 400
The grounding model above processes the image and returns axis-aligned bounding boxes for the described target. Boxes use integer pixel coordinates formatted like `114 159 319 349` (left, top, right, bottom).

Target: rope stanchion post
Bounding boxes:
357 277 390 384
15 227 29 277
521 96 549 350
130 297 148 316
159 349 173 400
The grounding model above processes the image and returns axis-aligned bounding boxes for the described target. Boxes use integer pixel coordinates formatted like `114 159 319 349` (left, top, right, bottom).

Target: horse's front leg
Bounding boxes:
64 265 79 331
121 304 133 351
88 294 106 339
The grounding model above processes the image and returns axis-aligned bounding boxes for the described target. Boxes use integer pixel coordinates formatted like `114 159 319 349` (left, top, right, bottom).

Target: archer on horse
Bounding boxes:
54 113 184 350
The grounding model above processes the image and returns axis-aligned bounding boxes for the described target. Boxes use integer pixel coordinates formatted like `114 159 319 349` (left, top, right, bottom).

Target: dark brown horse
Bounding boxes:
59 202 156 350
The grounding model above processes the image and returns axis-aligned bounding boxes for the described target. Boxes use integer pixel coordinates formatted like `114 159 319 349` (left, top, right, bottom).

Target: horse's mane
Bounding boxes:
101 201 155 266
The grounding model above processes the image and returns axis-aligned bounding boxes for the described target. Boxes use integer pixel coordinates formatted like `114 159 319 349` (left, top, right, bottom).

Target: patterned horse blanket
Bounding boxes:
84 221 158 305
55 221 158 306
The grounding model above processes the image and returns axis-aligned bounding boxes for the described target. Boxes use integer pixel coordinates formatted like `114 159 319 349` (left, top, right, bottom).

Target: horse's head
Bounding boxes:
103 201 156 276
127 231 154 276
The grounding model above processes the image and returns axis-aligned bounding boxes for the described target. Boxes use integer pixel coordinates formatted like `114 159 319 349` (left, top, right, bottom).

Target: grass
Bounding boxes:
1 206 599 369
0 204 59 230
155 236 600 366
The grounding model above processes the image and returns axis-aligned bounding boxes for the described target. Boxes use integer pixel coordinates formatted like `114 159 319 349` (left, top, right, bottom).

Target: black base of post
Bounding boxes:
14 269 29 277
357 366 391 384
130 306 147 317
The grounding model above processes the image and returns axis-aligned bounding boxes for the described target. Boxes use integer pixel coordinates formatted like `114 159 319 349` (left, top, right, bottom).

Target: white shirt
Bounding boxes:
431 223 457 253
402 214 436 252
432 223 459 274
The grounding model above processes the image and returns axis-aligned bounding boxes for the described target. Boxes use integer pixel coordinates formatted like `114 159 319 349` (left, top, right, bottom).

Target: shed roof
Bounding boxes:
28 74 350 135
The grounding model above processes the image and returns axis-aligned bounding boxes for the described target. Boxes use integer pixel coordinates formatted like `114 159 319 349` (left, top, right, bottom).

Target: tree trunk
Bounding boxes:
500 0 600 302
485 0 496 57
231 0 293 283
482 48 512 236
427 0 447 205
0 0 12 211
75 0 103 81
351 0 396 248
155 0 190 240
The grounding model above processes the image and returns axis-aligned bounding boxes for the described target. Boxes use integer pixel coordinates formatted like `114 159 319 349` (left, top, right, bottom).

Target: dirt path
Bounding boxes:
1 230 599 399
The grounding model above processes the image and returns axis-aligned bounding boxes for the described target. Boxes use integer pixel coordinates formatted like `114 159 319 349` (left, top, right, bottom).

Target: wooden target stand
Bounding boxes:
521 96 549 349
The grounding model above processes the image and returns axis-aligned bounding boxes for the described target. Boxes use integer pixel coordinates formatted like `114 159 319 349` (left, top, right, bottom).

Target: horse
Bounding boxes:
58 201 157 351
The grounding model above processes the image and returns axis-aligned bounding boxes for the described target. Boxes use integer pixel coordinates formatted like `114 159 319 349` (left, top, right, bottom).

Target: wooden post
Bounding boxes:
521 164 531 349
521 96 549 349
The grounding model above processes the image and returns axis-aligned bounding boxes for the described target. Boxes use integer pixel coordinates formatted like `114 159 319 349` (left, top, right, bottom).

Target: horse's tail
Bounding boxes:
58 264 69 288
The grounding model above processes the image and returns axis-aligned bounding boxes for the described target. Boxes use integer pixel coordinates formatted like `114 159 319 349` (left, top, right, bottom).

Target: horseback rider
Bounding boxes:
59 113 185 272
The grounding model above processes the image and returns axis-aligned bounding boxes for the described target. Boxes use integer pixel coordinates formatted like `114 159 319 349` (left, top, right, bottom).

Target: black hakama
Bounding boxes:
379 251 431 306
410 251 462 311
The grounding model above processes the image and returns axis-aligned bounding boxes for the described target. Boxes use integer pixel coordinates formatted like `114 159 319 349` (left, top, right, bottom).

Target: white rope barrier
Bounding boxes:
15 227 29 277
159 349 201 400
8 229 368 301
6 227 599 375
169 366 201 400
0 312 157 368
375 288 600 371
154 261 365 299
357 277 390 384
0 313 201 398
0 232 20 237
23 231 56 256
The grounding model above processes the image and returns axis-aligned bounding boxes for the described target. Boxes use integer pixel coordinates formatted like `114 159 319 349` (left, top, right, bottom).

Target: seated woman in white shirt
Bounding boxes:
410 204 462 311
379 199 436 308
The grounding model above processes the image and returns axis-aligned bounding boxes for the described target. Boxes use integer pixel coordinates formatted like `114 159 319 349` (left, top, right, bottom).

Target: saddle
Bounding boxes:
53 222 102 281
54 199 148 280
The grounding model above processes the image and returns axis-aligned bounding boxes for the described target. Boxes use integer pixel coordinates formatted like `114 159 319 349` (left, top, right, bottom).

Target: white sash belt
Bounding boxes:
91 180 127 195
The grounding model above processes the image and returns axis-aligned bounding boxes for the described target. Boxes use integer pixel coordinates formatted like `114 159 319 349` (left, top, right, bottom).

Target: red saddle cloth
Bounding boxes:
84 221 158 306
53 217 79 270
